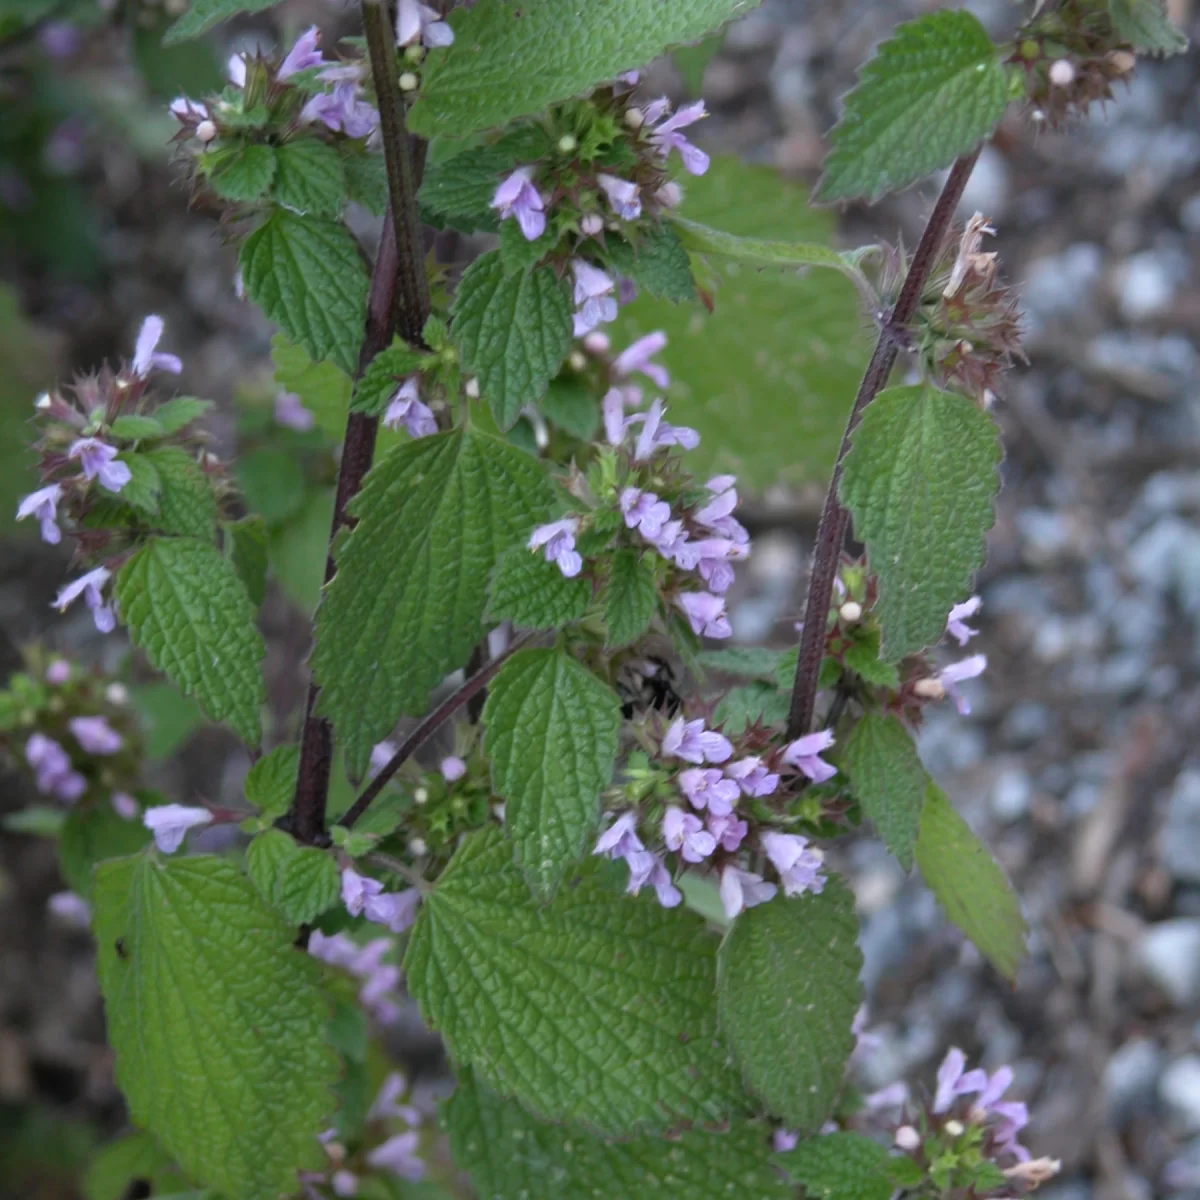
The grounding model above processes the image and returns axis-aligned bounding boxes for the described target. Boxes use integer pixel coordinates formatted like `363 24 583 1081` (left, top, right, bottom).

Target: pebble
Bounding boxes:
1104 1038 1164 1123
1162 1055 1200 1131
1118 250 1179 321
1162 771 1200 885
1135 919 1200 1006
991 767 1033 823
1021 243 1103 323
1128 517 1200 617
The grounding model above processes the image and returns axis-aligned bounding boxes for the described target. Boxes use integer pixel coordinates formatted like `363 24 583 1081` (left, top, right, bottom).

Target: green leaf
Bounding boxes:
225 514 268 607
245 744 300 819
839 385 1001 662
841 712 928 870
271 139 346 217
698 646 788 681
165 0 281 42
716 884 862 1132
343 151 387 216
446 1069 790 1200
817 9 1009 203
776 1131 895 1200
487 544 591 628
712 683 788 735
246 829 340 925
3 805 67 837
93 854 337 1199
237 447 306 525
673 215 869 277
842 629 901 688
117 454 162 515
615 159 869 490
110 415 167 441
410 0 766 137
152 396 213 435
450 251 573 429
607 224 697 302
1109 0 1189 54
240 209 368 375
83 1131 183 1200
269 488 334 611
498 220 557 276
133 682 207 760
271 333 352 440
59 805 151 899
207 143 277 203
405 828 745 1133
351 339 430 417
916 785 1027 980
605 548 657 647
539 376 599 440
116 538 266 745
143 446 219 540
483 649 621 899
313 429 553 776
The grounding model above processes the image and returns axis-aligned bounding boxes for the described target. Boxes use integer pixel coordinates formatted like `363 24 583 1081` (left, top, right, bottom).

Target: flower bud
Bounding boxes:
464 376 480 399
414 786 428 805
839 601 863 624
625 107 644 129
913 678 946 701
557 134 578 154
568 350 587 372
398 72 419 92
894 1125 921 1151
1049 59 1075 87
106 682 128 705
408 836 427 856
580 212 604 236
34 392 51 410
582 331 610 355
944 1119 965 1137
656 181 683 208
404 44 425 63
196 119 218 143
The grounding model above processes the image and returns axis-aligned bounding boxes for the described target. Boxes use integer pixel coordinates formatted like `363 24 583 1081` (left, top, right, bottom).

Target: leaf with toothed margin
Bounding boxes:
604 549 658 648
404 827 747 1135
246 830 340 925
164 0 282 43
486 545 592 629
1108 0 1189 54
775 1132 896 1200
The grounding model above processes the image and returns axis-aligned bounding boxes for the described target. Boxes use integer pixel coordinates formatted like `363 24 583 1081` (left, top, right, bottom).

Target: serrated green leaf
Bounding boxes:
615 159 868 490
117 454 162 515
271 334 352 440
817 9 1009 203
405 828 745 1134
225 514 268 607
841 712 927 870
498 219 557 276
3 805 67 836
110 415 167 441
451 251 573 430
483 649 621 899
842 628 901 688
487 544 592 628
350 339 430 416
410 0 766 137
207 143 277 203
343 151 386 216
699 646 788 681
93 854 337 1199
605 548 657 647
59 805 151 899
607 224 697 302
916 784 1027 980
83 1131 184 1200
712 683 789 735
447 1069 790 1200
776 1132 894 1200
717 884 862 1132
839 385 1001 662
116 538 266 745
539 376 599 440
240 209 368 375
237 447 306 525
270 138 345 217
164 0 281 43
246 829 340 925
143 446 219 540
1109 0 1189 54
313 429 553 776
673 214 870 277
245 744 300 819
152 396 213 435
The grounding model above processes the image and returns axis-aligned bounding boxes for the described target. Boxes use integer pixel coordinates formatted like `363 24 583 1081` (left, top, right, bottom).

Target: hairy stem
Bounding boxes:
785 150 980 740
287 1 431 845
339 631 541 832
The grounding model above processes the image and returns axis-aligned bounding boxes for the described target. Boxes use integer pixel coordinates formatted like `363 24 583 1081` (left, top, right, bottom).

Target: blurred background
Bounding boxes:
1 0 1199 1197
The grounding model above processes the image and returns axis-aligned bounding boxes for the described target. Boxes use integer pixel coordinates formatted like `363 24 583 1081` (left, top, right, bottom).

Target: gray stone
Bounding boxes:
1162 1056 1200 1131
1118 250 1179 321
1163 771 1200 884
991 767 1033 823
1022 244 1103 322
1104 1038 1164 1123
1135 919 1200 1006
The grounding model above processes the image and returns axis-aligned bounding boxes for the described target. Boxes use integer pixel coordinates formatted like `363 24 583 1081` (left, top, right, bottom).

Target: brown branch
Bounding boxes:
785 150 981 740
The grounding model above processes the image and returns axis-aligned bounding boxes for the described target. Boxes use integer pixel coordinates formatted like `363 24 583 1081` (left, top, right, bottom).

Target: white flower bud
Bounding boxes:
398 72 419 92
944 1119 965 1137
414 786 428 805
34 392 51 410
557 134 578 154
894 1125 921 1151
196 119 218 144
408 836 427 857
582 331 610 355
1004 1157 1063 1184
464 377 480 399
404 44 425 63
580 212 604 236
839 601 863 624
568 351 587 372
105 683 129 705
624 106 644 129
656 181 683 209
913 678 946 701
1048 59 1075 87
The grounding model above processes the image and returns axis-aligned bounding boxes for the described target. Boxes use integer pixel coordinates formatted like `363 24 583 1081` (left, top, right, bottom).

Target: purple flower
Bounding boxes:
603 388 635 445
274 390 314 431
724 756 779 797
332 1170 359 1197
492 166 546 241
780 729 836 784
707 812 747 852
367 1132 425 1181
69 715 123 755
633 397 699 460
396 0 455 48
939 654 987 715
528 517 582 578
678 767 740 816
228 53 247 88
596 173 641 220
933 1047 990 1114
132 315 183 377
170 96 208 121
593 811 643 858
144 803 213 853
613 331 669 389
16 484 63 545
301 84 380 138
25 733 86 801
368 1071 422 1126
441 755 467 782
695 476 749 544
625 849 682 907
370 740 397 779
761 831 827 897
111 791 139 820
364 888 422 934
647 100 710 175
620 487 672 539
864 1081 909 1112
773 1129 799 1153
45 659 72 686
278 26 325 78
676 591 732 639
618 276 638 305
852 1005 882 1061
662 717 732 764
54 566 116 634
571 260 618 336
39 22 81 60
68 439 131 494
946 596 981 646
662 807 716 863
308 930 365 970
382 379 437 438
48 891 91 927
719 865 777 921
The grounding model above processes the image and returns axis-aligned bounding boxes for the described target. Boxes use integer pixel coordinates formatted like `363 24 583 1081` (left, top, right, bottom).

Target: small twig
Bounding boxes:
785 150 980 740
339 630 541 831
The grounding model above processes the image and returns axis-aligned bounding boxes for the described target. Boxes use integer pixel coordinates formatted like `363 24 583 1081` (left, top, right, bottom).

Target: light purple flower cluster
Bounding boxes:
301 83 380 138
132 314 182 378
396 0 455 49
69 715 123 755
946 595 981 646
16 484 63 544
528 517 582 578
780 729 837 783
309 932 404 1025
53 566 116 635
341 867 422 934
571 259 618 336
144 803 213 853
761 831 826 897
25 733 86 801
382 379 437 439
933 1047 1032 1163
491 166 546 241
593 812 681 908
641 98 711 176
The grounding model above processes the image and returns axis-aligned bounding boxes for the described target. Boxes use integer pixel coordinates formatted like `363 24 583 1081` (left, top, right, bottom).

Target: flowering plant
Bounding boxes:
4 0 1184 1197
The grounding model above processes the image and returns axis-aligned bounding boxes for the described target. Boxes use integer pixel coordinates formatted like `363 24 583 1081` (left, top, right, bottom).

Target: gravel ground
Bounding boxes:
2 1 1200 1196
